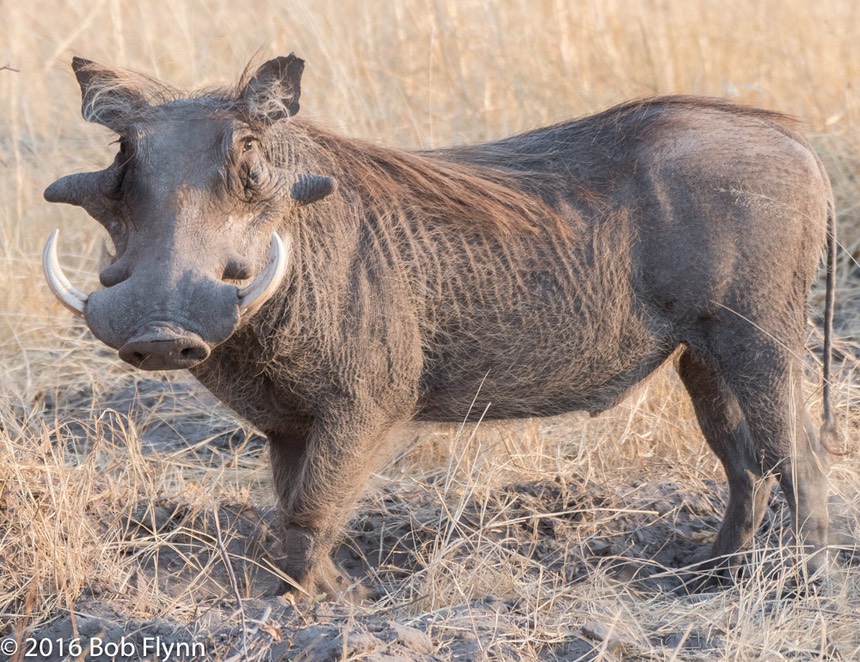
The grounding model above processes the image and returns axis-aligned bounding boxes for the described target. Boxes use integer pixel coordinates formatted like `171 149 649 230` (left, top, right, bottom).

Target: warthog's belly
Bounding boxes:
415 317 675 422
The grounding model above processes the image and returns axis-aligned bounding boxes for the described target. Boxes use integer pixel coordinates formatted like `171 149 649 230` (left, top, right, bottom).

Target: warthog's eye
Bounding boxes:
113 137 133 165
241 136 255 153
105 137 132 200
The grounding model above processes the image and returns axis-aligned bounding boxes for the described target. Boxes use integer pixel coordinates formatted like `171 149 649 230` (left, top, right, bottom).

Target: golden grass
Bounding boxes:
1 0 859 659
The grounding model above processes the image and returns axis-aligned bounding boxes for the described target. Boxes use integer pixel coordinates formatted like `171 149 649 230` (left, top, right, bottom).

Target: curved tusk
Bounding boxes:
42 229 88 316
237 232 290 317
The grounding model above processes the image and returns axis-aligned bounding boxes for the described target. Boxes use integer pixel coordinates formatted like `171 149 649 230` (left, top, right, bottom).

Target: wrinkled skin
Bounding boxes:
45 55 837 601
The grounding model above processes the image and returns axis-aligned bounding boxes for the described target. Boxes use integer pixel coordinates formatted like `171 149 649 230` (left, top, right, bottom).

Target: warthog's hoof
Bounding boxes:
277 553 370 604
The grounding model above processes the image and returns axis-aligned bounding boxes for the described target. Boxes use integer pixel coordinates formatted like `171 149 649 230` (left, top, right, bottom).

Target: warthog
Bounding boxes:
45 55 837 599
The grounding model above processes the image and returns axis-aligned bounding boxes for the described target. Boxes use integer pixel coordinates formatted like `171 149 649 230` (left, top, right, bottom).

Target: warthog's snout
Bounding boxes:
119 325 211 370
42 230 291 371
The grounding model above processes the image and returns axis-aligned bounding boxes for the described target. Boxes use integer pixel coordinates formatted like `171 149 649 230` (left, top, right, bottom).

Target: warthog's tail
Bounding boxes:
820 197 844 454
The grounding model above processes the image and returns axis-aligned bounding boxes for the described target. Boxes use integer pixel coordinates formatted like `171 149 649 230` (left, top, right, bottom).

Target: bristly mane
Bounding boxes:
264 95 801 238
288 95 798 238
275 119 572 237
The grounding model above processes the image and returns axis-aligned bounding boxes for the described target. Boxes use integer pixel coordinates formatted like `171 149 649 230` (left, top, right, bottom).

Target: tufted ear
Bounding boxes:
242 54 305 124
71 57 149 131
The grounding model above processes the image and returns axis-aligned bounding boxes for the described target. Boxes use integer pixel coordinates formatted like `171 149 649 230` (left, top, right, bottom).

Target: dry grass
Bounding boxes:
1 0 859 659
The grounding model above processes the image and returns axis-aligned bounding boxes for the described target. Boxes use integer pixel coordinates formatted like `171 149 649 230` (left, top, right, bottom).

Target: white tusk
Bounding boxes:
237 232 290 316
42 229 88 316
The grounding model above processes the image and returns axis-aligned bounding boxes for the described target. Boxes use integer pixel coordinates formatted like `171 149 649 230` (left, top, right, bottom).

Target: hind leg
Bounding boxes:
772 384 831 576
678 349 774 574
711 337 830 577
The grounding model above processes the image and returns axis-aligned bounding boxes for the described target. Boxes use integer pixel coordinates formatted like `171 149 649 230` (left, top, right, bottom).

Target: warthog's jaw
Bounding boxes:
42 230 290 370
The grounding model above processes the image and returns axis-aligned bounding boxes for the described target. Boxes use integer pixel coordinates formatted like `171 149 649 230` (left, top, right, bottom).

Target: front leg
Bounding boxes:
268 403 401 601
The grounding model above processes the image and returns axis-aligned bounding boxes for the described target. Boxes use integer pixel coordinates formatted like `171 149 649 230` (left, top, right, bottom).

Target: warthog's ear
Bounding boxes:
242 54 304 123
291 173 337 205
71 57 148 131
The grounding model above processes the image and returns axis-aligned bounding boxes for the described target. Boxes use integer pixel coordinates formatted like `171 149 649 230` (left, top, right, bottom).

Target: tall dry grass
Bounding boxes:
1 0 858 659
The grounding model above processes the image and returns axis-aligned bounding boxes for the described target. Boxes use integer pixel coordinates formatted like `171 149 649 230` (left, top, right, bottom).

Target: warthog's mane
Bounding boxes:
261 94 798 239
268 119 579 237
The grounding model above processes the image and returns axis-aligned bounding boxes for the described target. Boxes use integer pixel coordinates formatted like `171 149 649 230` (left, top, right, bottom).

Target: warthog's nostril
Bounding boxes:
180 345 208 361
128 351 145 365
119 328 211 371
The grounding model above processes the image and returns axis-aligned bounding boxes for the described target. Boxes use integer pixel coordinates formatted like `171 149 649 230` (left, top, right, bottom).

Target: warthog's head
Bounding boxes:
44 55 335 370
